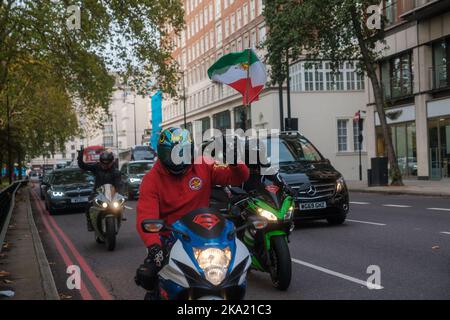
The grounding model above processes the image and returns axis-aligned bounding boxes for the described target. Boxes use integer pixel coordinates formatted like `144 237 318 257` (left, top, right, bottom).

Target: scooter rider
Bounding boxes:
135 127 249 299
77 147 122 231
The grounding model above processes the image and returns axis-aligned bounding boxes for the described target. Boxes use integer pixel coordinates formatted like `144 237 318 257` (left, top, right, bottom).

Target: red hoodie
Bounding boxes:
136 157 249 247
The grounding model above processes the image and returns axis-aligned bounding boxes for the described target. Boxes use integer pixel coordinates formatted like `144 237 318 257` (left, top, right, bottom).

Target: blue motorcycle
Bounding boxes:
140 208 267 300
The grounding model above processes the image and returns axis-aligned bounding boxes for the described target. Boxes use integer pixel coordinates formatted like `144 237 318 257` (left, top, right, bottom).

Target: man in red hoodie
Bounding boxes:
135 127 249 298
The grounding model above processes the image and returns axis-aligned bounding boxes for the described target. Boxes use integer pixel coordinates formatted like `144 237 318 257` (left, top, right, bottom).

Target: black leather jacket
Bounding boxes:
77 151 122 191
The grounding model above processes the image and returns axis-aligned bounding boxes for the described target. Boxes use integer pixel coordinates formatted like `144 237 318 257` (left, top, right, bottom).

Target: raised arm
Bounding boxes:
77 148 96 172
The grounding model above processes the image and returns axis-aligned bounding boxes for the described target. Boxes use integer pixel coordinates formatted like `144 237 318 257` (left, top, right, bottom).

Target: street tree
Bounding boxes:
264 0 404 186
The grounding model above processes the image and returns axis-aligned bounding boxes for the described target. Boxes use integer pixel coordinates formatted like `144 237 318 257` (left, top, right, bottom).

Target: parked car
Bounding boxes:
43 168 94 215
39 170 54 200
120 160 154 200
208 131 350 225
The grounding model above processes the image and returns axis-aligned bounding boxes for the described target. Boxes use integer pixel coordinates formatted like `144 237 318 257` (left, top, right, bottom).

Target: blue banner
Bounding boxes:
151 91 162 150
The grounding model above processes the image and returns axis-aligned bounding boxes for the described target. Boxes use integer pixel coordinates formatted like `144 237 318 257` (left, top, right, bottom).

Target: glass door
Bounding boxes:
429 117 450 179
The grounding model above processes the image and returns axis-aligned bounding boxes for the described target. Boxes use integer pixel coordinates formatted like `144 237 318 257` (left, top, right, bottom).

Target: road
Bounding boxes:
29 183 450 300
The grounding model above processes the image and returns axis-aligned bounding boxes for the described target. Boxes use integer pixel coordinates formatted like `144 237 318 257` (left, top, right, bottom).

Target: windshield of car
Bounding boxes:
51 171 94 185
129 163 153 174
264 135 324 163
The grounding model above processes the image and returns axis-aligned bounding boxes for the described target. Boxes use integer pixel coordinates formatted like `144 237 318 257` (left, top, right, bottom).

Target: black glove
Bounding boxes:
135 244 165 291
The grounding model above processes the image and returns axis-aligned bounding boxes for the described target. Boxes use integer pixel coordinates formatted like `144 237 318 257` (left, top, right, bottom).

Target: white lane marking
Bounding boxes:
125 206 133 210
428 208 450 212
347 219 386 226
291 258 384 290
440 232 450 235
350 201 370 205
383 204 411 208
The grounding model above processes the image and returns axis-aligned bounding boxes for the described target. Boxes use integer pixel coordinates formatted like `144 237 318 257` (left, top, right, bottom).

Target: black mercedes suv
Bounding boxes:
271 132 349 225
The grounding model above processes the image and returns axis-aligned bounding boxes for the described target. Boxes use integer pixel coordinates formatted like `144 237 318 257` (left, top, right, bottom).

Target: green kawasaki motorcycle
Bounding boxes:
225 173 296 290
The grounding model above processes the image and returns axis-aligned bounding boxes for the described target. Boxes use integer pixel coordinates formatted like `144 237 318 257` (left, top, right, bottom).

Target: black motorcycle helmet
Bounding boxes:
157 127 194 175
99 151 114 170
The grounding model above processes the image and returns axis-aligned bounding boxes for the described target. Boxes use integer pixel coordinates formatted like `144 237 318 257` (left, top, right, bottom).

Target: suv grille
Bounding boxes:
291 180 336 200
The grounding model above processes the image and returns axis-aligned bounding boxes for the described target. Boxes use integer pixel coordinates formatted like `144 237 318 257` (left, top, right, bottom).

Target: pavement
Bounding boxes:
0 187 59 300
347 178 450 197
23 182 450 300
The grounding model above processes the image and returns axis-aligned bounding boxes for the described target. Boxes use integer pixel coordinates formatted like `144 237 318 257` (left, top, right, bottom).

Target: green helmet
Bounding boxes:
157 127 193 175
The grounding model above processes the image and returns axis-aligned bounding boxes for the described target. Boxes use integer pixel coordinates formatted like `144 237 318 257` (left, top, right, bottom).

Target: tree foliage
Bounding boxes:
263 0 404 185
0 0 184 179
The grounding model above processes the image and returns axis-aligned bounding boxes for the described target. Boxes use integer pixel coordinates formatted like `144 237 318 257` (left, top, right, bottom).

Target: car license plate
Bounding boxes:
299 201 327 211
71 197 88 203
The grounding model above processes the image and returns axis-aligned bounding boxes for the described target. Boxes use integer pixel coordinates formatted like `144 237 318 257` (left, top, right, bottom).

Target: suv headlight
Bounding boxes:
257 208 278 221
51 191 65 197
336 177 345 193
194 247 231 286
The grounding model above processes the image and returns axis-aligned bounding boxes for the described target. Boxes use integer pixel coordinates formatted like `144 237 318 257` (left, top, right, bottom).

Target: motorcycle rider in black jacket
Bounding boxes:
77 147 122 231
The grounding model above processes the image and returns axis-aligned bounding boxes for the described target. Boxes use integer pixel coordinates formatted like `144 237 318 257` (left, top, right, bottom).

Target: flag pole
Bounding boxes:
242 46 251 132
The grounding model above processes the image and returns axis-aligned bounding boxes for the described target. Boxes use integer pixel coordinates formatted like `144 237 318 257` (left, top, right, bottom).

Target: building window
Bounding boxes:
213 110 231 132
231 13 236 34
258 24 266 45
432 37 450 89
237 8 242 29
243 4 249 25
257 0 264 15
337 120 348 152
381 51 413 100
290 61 365 92
353 119 364 151
103 136 114 147
234 105 251 130
62 153 66 159
224 17 229 38
250 0 256 20
216 22 222 47
215 0 221 19
199 116 211 135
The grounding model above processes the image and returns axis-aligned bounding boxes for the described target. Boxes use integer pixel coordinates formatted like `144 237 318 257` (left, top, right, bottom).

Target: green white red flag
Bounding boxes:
207 49 267 105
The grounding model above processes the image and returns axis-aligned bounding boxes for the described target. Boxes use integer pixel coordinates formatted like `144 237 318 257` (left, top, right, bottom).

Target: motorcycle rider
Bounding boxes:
77 147 122 231
135 127 249 299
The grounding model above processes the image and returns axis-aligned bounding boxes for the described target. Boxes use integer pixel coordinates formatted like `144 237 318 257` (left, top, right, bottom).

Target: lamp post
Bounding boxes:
179 70 187 128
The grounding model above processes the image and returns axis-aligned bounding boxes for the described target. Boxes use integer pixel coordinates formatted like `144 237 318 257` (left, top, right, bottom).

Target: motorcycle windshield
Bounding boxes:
98 184 116 202
254 174 285 210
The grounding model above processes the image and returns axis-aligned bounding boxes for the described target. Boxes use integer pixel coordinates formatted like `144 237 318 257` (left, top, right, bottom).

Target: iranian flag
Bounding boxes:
207 49 267 105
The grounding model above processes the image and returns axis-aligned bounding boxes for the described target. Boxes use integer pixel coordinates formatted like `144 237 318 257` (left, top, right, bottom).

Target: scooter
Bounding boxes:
140 208 267 300
226 172 295 291
89 184 126 251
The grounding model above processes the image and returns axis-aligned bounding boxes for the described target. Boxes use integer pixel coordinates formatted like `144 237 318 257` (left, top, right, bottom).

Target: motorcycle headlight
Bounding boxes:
194 247 231 286
284 206 294 220
112 201 120 208
129 178 141 184
336 177 345 193
51 191 64 197
257 208 278 221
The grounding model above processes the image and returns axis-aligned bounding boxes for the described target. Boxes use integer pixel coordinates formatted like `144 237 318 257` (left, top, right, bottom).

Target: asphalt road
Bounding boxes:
29 183 450 300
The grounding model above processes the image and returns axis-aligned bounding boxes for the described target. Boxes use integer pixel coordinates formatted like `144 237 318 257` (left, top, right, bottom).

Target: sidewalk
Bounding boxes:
0 187 59 300
347 178 450 197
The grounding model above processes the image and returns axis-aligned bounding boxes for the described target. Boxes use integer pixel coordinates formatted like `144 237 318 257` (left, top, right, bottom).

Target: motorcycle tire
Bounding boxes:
105 216 116 251
269 235 292 291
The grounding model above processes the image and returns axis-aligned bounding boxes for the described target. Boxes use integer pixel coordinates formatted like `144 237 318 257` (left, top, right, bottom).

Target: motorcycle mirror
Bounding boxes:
141 219 165 233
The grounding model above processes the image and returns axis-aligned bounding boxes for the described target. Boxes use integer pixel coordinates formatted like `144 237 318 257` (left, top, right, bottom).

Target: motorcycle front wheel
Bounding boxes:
269 235 292 291
104 216 116 251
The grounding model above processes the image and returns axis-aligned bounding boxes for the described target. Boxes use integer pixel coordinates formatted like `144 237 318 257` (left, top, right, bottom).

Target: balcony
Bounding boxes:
400 0 450 21
430 62 450 90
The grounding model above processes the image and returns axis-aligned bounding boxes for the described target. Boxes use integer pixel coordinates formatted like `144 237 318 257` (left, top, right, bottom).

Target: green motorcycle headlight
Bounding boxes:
257 208 278 221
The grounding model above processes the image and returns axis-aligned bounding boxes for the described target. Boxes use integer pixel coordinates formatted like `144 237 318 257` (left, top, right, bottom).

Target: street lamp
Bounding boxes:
179 70 187 128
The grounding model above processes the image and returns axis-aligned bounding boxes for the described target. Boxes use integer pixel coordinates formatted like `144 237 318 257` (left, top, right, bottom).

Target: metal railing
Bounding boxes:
0 180 28 253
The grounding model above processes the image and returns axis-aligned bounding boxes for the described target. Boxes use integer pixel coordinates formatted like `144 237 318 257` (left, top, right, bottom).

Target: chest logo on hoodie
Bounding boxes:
189 177 203 191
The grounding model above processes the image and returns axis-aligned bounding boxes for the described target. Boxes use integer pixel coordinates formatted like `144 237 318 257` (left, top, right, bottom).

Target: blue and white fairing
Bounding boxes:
158 208 251 300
